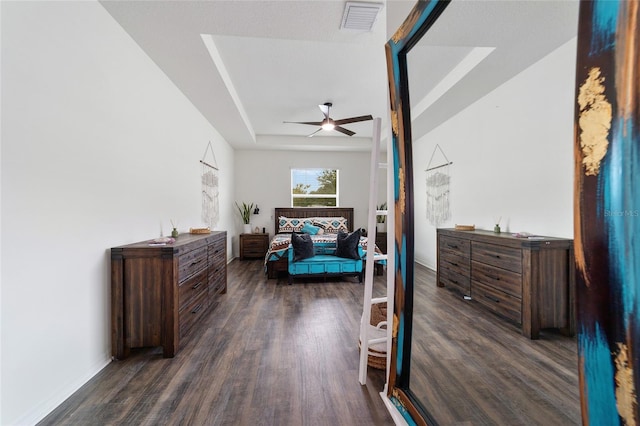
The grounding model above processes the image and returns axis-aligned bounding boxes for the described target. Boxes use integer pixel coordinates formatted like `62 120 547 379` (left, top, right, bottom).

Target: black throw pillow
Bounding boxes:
291 232 314 262
336 229 361 260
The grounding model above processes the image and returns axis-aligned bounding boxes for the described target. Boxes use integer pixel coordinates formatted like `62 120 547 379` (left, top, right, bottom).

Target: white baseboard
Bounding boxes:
380 390 410 425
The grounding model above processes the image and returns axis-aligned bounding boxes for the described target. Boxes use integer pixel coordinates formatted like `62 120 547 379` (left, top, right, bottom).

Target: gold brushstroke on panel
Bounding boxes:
392 313 399 338
391 2 428 43
391 9 417 43
573 124 590 286
391 110 399 136
577 67 612 176
391 388 404 405
391 21 409 44
614 342 637 425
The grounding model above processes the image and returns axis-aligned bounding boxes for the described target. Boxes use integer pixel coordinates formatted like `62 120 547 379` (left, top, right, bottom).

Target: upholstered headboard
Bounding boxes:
274 207 354 233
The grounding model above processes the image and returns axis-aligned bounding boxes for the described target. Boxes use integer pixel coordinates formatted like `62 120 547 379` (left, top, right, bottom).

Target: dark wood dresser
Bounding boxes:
436 228 574 339
111 231 226 359
239 233 269 260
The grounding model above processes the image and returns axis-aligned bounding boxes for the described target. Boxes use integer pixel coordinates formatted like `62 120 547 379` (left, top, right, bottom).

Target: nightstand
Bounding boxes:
239 233 270 260
375 232 387 254
375 232 387 275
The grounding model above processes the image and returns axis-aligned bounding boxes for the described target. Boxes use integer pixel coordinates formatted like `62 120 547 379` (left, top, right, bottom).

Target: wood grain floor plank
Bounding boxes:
39 259 391 425
410 263 580 425
39 260 579 425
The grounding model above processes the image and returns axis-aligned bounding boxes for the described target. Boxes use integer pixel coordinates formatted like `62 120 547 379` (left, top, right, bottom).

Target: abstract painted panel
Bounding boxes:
574 1 640 424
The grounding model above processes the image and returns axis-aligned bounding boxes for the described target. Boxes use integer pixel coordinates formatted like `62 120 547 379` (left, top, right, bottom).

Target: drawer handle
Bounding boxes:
192 304 203 314
190 259 202 266
448 244 459 249
484 295 500 303
451 279 458 284
494 255 501 259
192 281 203 290
451 262 458 267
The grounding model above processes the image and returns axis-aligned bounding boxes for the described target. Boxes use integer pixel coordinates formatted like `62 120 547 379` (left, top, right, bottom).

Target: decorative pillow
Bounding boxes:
301 223 321 235
291 232 314 262
336 229 361 260
312 217 348 234
278 216 309 233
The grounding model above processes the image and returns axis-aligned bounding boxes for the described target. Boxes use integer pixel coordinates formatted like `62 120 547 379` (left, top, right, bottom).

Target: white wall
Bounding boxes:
1 2 235 424
413 38 577 269
233 150 377 255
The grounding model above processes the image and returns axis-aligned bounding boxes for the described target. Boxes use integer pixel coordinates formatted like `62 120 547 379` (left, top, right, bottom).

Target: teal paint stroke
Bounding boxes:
579 322 620 424
390 395 418 426
404 1 441 50
603 117 640 329
396 312 404 376
590 0 620 55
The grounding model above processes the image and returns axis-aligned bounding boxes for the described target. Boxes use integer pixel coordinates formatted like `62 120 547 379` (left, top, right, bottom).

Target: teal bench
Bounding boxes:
287 244 363 284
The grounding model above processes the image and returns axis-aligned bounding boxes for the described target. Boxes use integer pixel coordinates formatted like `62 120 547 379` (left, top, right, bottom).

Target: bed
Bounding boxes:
264 207 383 279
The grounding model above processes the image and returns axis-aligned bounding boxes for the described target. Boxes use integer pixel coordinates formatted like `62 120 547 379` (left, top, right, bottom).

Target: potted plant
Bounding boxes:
376 202 387 233
235 201 255 233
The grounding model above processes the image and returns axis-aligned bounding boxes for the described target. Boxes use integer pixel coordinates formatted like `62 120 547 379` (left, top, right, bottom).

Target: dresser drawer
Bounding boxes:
243 245 265 256
178 269 208 312
439 235 470 257
208 256 226 290
472 281 521 324
208 238 226 259
471 261 522 298
179 290 209 338
178 245 208 282
439 267 470 295
209 254 226 277
439 250 470 275
209 273 226 296
472 242 521 273
208 236 226 297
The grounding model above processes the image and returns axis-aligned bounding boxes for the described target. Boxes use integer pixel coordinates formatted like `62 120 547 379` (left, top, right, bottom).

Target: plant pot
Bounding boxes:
376 223 386 233
243 224 252 233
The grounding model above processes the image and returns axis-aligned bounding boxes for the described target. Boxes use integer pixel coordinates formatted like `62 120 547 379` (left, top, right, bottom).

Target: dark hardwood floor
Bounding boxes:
39 260 580 426
410 263 580 425
39 260 393 426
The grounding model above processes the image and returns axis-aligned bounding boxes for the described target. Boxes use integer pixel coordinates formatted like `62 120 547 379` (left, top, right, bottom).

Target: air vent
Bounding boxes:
340 2 383 31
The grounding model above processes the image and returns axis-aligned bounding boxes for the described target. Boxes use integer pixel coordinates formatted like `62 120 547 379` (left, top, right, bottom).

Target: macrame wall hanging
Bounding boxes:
200 141 219 229
425 144 453 226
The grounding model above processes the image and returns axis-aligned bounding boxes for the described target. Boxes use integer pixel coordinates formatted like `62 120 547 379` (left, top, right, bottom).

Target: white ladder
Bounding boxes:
359 117 389 385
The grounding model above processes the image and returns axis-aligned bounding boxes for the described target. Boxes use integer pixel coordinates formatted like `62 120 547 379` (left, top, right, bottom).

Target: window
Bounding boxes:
291 168 339 207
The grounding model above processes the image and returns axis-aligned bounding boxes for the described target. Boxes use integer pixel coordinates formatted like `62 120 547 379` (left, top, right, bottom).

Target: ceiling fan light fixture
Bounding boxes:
322 122 335 131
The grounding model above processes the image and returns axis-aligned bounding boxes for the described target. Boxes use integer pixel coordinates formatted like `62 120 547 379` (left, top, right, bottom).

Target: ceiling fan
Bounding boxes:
284 102 373 137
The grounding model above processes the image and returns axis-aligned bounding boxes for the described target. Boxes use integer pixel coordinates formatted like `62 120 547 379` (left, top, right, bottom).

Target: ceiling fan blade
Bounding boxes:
283 121 323 126
333 115 373 126
334 126 356 137
307 128 323 138
318 103 331 119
